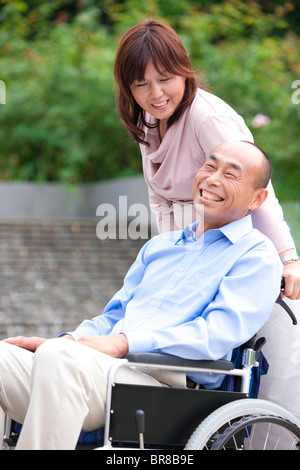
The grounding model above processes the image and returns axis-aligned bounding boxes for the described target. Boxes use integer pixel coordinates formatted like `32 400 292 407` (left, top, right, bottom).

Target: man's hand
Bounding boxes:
3 336 48 352
2 334 75 352
2 333 128 358
78 334 129 358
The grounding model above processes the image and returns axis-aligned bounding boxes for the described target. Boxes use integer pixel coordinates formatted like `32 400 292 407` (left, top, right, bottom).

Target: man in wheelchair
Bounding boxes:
0 141 282 450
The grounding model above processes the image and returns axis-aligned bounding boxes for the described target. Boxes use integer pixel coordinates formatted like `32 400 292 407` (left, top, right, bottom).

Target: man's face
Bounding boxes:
192 142 265 231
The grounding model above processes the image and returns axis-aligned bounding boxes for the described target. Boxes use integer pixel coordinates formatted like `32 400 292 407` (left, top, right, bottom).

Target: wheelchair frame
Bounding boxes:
2 296 300 450
101 348 257 449
1 339 259 450
99 294 299 450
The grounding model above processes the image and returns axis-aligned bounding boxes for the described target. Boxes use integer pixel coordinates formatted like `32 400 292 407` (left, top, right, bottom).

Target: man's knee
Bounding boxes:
32 338 81 383
0 340 15 357
35 337 73 355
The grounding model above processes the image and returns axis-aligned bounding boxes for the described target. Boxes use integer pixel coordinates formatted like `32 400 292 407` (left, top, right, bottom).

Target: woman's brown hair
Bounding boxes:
114 19 200 146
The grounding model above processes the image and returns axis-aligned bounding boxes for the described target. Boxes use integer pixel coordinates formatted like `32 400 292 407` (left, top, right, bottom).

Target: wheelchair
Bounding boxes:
2 296 300 451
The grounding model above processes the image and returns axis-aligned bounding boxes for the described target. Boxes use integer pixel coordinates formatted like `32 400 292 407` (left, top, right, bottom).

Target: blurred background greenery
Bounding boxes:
0 0 299 241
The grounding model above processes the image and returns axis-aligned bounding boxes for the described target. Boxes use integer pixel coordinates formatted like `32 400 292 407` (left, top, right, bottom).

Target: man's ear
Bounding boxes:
249 188 268 211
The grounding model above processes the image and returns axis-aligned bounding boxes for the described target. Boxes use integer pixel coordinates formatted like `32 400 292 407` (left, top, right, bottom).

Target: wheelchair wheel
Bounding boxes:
185 399 300 450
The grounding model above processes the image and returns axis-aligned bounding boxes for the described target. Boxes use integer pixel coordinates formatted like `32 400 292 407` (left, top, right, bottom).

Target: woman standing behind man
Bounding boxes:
113 18 300 300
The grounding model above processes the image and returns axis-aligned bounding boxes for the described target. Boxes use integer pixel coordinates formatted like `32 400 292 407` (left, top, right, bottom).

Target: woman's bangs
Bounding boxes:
126 43 151 85
152 39 192 78
125 40 183 85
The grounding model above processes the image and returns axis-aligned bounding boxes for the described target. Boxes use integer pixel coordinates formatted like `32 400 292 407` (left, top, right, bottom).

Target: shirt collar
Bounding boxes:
219 215 253 243
176 215 253 245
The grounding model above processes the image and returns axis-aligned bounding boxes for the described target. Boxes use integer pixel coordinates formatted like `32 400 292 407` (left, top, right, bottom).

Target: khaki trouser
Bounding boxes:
0 338 186 450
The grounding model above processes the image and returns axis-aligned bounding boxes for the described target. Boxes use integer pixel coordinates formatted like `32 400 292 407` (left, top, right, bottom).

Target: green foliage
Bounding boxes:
179 2 300 201
0 8 141 182
0 0 299 202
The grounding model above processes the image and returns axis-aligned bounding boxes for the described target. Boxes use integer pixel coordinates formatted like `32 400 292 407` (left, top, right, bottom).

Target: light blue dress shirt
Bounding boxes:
69 215 282 388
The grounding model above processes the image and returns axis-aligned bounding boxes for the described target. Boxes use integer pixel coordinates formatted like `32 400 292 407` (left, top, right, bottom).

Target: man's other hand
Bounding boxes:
78 334 129 358
3 336 48 352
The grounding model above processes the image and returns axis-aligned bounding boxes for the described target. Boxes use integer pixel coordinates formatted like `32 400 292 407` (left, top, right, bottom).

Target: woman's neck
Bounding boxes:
159 120 168 141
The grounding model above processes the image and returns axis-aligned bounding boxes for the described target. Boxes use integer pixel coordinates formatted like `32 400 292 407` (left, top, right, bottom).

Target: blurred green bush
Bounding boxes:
0 7 141 182
180 1 300 202
0 0 299 203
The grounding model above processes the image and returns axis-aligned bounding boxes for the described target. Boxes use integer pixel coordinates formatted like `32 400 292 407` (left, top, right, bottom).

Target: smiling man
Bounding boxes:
193 140 270 234
0 141 282 450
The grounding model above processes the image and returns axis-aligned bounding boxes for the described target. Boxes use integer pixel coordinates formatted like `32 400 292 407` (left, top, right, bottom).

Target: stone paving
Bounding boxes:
0 219 145 339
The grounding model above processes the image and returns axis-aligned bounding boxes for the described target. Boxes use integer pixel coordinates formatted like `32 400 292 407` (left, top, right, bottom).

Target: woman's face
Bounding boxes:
130 60 186 124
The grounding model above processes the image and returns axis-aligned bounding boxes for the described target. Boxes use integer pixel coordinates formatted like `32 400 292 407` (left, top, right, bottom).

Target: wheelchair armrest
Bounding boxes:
124 352 234 371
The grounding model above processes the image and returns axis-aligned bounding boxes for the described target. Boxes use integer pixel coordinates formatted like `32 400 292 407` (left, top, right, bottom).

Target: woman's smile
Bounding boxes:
130 60 186 127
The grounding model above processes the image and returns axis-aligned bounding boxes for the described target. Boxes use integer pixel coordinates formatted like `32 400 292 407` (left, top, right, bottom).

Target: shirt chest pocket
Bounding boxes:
178 272 220 303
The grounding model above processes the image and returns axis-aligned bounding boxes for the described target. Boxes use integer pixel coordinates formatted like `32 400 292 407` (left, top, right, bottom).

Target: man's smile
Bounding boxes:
199 189 225 203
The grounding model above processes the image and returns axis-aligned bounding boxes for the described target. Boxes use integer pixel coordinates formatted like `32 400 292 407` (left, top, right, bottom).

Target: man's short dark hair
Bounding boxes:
241 141 273 189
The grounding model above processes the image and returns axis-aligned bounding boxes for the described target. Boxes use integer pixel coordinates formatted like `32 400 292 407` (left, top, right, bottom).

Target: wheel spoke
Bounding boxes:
185 399 300 451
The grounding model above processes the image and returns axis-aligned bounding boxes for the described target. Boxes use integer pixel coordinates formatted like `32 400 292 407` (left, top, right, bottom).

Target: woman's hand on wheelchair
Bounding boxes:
281 261 300 300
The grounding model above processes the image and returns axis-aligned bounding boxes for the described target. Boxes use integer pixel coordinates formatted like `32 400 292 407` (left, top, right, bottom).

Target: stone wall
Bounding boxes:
0 219 145 339
0 176 153 339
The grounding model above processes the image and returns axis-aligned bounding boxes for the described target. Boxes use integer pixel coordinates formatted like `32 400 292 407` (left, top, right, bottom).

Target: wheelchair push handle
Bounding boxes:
277 278 297 326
